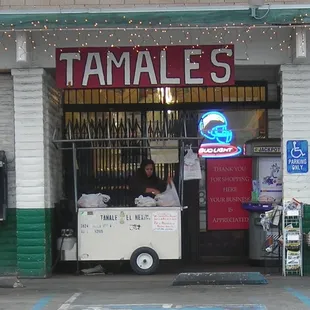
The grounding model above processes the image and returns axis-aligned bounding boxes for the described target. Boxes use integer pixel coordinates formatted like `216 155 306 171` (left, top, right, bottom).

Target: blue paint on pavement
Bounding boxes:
32 296 52 310
177 308 266 310
286 288 310 307
102 305 267 310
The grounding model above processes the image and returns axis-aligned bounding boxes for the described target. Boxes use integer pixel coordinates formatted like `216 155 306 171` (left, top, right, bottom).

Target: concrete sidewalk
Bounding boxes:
0 274 310 310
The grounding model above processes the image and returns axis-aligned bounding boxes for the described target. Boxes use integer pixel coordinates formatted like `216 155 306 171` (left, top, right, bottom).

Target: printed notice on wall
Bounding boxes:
152 211 178 232
258 157 282 203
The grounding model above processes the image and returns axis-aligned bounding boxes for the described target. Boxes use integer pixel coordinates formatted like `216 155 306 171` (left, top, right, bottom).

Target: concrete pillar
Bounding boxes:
12 68 62 278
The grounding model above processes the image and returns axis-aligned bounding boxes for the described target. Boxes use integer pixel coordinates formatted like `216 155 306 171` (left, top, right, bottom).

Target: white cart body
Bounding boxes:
78 207 182 261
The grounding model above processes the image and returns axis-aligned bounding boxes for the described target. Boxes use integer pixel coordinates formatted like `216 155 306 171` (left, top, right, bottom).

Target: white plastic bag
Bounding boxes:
135 196 157 207
77 193 110 208
183 148 202 181
155 182 181 207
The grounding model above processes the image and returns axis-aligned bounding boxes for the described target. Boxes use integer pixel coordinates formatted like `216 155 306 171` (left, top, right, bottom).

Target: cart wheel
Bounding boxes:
130 247 159 275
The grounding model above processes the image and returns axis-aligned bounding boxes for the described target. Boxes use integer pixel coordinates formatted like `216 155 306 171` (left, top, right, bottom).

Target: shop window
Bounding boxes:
202 109 267 144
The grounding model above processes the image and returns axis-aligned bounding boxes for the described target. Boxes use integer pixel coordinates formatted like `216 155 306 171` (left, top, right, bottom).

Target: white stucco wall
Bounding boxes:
13 69 46 209
43 74 63 209
281 64 310 202
12 69 62 209
0 75 15 208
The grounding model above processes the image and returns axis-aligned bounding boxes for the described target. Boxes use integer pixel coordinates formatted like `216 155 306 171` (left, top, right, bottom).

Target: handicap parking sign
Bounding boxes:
287 140 309 173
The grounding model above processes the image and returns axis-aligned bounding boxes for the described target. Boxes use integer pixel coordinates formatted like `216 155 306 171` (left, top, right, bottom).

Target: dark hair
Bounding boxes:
138 159 156 179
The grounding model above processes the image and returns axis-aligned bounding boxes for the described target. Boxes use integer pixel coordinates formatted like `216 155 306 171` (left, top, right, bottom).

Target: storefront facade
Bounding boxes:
0 4 310 277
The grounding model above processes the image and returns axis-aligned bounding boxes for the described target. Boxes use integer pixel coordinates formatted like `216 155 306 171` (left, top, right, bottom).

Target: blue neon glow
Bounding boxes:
199 111 233 144
198 111 242 159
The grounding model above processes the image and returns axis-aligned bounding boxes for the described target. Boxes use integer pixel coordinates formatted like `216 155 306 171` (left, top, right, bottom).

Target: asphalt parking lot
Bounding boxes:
1 274 310 310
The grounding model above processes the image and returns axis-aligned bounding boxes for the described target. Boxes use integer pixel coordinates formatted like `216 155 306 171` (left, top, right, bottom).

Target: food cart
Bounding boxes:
78 206 182 274
53 120 199 275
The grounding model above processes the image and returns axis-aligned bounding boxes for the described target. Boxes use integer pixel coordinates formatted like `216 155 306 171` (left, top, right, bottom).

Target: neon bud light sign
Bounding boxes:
198 111 242 158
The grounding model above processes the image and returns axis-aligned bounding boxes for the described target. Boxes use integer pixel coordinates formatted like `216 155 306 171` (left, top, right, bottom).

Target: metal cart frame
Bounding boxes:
53 119 203 274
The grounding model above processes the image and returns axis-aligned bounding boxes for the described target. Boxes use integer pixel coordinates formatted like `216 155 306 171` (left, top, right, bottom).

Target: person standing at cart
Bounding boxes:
129 159 172 202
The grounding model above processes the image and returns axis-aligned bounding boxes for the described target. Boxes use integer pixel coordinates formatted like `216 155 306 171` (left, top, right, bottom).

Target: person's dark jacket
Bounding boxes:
128 160 166 201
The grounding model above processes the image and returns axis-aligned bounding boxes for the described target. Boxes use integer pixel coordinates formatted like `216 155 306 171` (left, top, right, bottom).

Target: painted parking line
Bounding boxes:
68 304 267 310
58 293 81 310
286 288 310 307
32 296 52 310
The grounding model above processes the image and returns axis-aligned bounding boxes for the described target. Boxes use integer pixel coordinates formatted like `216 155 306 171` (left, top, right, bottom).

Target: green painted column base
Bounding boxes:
16 208 53 278
0 209 17 275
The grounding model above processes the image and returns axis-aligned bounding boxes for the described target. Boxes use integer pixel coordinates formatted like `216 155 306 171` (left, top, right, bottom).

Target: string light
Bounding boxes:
0 24 304 60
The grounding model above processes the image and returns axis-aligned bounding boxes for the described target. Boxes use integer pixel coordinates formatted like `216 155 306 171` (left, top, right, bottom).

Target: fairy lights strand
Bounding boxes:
13 14 310 31
2 20 310 33
0 15 301 63
37 27 293 50
8 24 310 32
1 26 297 59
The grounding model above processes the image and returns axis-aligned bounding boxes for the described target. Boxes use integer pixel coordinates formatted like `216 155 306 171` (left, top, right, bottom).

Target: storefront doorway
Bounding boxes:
62 82 275 266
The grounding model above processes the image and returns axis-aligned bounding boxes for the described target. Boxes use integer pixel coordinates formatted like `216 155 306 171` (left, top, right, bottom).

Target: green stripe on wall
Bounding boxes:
16 208 53 278
0 208 17 275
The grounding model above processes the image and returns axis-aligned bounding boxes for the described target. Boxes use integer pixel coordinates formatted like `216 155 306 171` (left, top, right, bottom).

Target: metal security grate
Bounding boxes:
63 110 182 207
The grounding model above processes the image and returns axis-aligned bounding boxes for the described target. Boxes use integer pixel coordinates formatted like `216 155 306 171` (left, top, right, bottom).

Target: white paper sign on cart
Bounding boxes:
152 211 178 232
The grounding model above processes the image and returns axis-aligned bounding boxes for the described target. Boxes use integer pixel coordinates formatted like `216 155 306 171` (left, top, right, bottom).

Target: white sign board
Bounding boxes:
78 207 182 261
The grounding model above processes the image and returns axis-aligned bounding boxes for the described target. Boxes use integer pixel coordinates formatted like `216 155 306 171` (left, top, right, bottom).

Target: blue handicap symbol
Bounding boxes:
287 140 308 174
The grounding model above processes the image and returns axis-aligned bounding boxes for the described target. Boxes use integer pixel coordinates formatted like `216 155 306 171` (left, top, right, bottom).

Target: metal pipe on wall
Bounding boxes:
72 143 80 274
179 141 185 207
72 143 78 212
